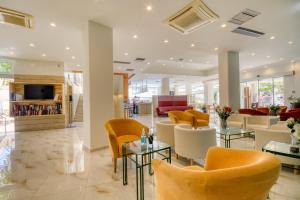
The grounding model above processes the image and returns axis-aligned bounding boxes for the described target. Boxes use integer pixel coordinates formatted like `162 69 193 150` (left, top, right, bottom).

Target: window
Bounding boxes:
129 79 161 101
0 61 13 74
240 77 285 107
259 79 273 107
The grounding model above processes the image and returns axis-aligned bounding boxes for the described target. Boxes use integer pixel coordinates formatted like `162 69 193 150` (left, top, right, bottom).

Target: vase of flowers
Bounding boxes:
269 105 280 116
215 106 233 130
286 118 300 145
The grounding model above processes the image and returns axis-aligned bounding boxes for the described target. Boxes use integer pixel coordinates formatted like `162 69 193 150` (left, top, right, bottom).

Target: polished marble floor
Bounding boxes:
0 115 299 200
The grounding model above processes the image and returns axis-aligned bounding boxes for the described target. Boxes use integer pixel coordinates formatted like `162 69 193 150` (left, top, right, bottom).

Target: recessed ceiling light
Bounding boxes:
291 60 295 63
50 22 56 27
269 36 275 40
140 68 144 72
206 61 210 64
71 56 76 59
164 39 169 43
162 63 166 66
214 47 218 51
251 53 256 56
76 64 81 67
189 59 193 62
146 5 152 11
266 56 271 58
118 66 121 70
221 23 227 28
288 41 293 45
190 43 195 47
65 46 70 50
10 47 15 50
9 51 14 55
279 57 284 61
133 34 138 39
42 53 46 57
29 43 35 47
124 53 129 56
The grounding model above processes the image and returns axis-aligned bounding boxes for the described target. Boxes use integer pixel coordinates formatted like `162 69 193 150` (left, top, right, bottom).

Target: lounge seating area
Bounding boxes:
1 0 300 199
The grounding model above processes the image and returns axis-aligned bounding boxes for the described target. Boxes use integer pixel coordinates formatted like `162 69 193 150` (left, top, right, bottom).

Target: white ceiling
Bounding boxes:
0 0 300 76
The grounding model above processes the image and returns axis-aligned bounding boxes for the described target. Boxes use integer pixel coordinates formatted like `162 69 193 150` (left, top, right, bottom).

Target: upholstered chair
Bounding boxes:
168 111 195 126
174 124 216 164
152 147 281 200
185 109 209 127
227 113 250 129
105 119 149 172
156 121 176 147
246 116 272 130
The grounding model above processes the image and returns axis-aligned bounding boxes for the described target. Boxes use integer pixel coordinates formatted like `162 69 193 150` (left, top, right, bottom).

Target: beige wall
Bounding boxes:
0 57 64 76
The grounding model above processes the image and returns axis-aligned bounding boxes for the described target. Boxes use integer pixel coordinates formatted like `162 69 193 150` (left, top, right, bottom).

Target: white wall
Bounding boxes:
0 57 64 76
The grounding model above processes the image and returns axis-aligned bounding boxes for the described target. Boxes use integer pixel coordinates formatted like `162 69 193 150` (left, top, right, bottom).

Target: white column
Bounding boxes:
218 51 240 111
83 21 113 151
161 78 170 95
204 81 214 105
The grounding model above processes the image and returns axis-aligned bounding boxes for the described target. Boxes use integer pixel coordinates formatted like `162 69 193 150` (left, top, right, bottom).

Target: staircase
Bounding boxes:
73 94 83 122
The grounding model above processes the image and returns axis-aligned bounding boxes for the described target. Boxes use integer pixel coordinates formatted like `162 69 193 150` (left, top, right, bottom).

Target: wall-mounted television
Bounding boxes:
24 84 54 100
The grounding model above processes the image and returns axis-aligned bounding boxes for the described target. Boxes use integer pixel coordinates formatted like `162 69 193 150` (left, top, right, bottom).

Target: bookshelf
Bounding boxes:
9 75 66 132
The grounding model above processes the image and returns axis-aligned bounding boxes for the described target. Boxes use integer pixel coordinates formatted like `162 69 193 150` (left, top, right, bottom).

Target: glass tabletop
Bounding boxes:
122 139 171 156
216 127 254 136
263 141 300 159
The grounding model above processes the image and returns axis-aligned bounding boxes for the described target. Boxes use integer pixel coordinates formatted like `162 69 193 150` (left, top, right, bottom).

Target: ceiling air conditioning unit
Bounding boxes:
165 0 218 35
0 6 33 29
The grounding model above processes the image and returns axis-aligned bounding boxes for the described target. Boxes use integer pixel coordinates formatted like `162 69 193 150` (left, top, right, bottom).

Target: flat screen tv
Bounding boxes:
24 84 54 100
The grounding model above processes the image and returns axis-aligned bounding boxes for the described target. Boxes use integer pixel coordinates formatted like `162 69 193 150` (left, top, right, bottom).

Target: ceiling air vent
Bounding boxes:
126 68 135 72
232 27 264 37
165 0 218 35
113 61 131 64
135 58 145 62
0 7 33 29
228 9 260 25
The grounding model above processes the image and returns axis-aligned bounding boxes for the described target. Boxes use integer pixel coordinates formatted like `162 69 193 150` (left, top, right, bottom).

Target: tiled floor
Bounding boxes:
0 115 299 200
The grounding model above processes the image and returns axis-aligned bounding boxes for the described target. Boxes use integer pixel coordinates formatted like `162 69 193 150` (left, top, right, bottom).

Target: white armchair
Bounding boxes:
255 128 299 166
246 116 271 130
156 121 176 147
227 114 249 129
174 124 216 164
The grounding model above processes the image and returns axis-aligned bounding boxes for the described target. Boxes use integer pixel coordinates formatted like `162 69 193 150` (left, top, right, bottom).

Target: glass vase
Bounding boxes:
220 119 227 130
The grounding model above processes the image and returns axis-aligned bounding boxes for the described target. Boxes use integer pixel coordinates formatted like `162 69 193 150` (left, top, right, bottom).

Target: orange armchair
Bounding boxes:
185 109 209 127
168 111 195 126
105 119 149 172
152 147 280 200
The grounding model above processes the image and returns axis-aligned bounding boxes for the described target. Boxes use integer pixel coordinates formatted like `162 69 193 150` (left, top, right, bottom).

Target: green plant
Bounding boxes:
288 95 300 103
269 105 280 113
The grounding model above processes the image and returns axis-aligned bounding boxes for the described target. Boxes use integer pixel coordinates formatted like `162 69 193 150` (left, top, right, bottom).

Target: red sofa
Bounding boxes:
239 108 268 116
256 107 269 115
156 95 193 116
280 108 300 121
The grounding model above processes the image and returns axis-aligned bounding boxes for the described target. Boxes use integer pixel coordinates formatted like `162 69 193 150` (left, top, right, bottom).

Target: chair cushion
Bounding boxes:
196 119 209 127
117 135 139 155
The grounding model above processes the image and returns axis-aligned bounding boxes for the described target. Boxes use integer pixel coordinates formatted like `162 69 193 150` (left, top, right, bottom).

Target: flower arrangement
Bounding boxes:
288 95 300 109
269 105 280 116
215 106 233 120
215 106 233 129
286 118 300 133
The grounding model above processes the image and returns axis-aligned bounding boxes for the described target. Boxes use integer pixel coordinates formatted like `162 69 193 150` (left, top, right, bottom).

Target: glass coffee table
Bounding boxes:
217 127 255 148
122 139 171 200
262 141 300 174
262 141 300 159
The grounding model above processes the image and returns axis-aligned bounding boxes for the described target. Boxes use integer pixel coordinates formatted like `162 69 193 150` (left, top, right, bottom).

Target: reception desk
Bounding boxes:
138 102 152 114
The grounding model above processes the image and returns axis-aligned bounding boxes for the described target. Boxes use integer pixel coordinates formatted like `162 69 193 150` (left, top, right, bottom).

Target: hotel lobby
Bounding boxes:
0 0 300 200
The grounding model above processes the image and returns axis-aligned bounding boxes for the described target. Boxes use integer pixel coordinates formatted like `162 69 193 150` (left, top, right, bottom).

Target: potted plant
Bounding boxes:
288 95 300 109
215 106 233 129
269 105 280 116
